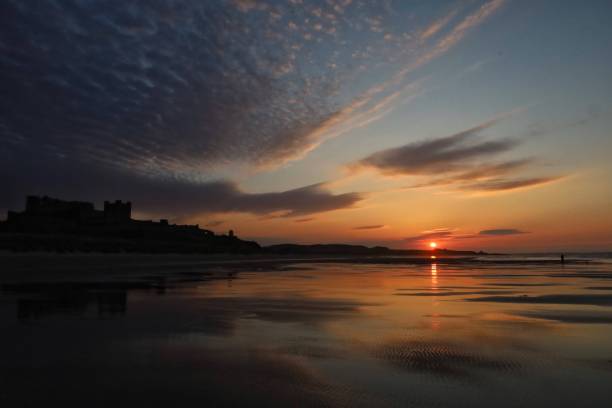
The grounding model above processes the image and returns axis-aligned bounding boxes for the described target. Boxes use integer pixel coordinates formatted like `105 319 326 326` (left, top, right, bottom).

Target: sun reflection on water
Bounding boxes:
431 262 438 288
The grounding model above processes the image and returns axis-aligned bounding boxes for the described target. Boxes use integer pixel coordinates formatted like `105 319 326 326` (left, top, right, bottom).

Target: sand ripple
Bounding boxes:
374 340 521 378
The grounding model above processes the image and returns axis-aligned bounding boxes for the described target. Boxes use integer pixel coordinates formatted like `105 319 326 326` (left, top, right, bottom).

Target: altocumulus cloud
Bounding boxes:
0 0 507 214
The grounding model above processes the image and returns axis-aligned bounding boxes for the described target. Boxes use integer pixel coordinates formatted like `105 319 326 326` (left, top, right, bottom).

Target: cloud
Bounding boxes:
404 226 529 245
232 0 264 13
0 0 509 214
410 159 534 188
462 176 563 192
0 0 508 182
351 112 564 194
427 0 506 62
0 0 377 177
419 9 459 41
526 107 609 138
354 224 385 230
0 156 363 219
353 118 515 176
320 1 507 155
295 217 315 223
461 57 498 75
404 228 458 245
390 0 506 84
450 159 533 181
479 229 527 236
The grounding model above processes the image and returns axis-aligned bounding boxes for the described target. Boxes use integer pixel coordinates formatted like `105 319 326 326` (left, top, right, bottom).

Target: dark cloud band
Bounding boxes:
354 225 385 230
479 229 527 236
352 117 562 193
354 119 513 175
0 156 362 219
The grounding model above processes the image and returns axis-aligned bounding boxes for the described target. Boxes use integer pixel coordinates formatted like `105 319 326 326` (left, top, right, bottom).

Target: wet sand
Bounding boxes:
1 254 611 407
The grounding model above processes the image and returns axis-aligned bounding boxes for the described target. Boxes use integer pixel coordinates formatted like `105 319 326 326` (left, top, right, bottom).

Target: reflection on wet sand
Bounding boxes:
2 281 153 320
431 262 437 289
468 293 612 306
1 255 612 407
16 291 127 320
374 339 522 378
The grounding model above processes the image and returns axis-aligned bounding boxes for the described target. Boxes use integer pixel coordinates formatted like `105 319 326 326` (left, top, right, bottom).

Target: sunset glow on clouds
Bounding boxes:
1 0 611 251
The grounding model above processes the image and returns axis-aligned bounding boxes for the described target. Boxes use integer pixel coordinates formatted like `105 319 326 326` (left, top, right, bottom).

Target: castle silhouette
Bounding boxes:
0 196 257 253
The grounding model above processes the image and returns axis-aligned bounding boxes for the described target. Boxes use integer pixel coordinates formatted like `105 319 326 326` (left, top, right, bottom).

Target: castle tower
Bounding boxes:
25 195 42 213
104 200 131 224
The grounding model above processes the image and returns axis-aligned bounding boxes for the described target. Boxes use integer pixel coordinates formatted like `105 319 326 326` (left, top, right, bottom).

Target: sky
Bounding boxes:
1 0 611 251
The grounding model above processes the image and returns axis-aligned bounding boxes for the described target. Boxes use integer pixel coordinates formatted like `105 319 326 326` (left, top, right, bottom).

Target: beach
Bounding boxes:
1 254 612 406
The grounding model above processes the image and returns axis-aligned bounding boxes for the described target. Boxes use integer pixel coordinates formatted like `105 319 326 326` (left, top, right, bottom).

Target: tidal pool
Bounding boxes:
1 255 612 407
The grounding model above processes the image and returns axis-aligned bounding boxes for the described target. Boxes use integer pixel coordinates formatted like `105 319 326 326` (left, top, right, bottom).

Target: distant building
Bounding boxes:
7 195 103 231
103 200 131 224
2 195 213 236
0 196 261 253
23 195 95 220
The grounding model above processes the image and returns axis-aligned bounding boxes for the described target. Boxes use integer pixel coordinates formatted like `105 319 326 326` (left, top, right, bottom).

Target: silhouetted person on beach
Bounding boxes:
561 254 565 264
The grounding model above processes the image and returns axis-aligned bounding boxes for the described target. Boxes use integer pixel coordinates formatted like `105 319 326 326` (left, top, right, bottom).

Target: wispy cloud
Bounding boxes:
350 111 564 194
0 156 364 219
435 0 505 50
354 224 385 230
251 0 508 168
409 159 534 188
405 226 530 246
305 0 508 161
462 176 563 192
391 0 506 84
419 9 459 42
353 118 514 176
526 107 609 138
404 228 459 245
461 56 498 75
479 229 528 235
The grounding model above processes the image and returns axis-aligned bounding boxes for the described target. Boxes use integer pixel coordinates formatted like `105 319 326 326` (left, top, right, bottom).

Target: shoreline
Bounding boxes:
0 251 591 275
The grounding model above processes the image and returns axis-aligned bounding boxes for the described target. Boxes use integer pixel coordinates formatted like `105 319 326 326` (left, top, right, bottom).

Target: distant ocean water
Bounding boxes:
479 252 612 263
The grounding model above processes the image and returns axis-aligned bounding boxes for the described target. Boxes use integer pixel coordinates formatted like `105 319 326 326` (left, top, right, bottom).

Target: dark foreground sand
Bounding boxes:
1 253 611 407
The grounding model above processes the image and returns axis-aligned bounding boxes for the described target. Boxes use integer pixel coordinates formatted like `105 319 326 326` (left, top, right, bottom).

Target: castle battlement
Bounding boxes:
2 196 216 237
103 200 131 223
0 196 260 253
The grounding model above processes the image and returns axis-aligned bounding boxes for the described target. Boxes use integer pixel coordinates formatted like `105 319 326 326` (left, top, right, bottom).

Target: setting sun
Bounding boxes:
429 242 437 249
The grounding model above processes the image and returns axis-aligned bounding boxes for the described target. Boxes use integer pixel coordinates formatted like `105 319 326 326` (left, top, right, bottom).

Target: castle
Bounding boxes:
0 196 481 256
0 195 262 253
3 195 213 236
5 196 132 228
